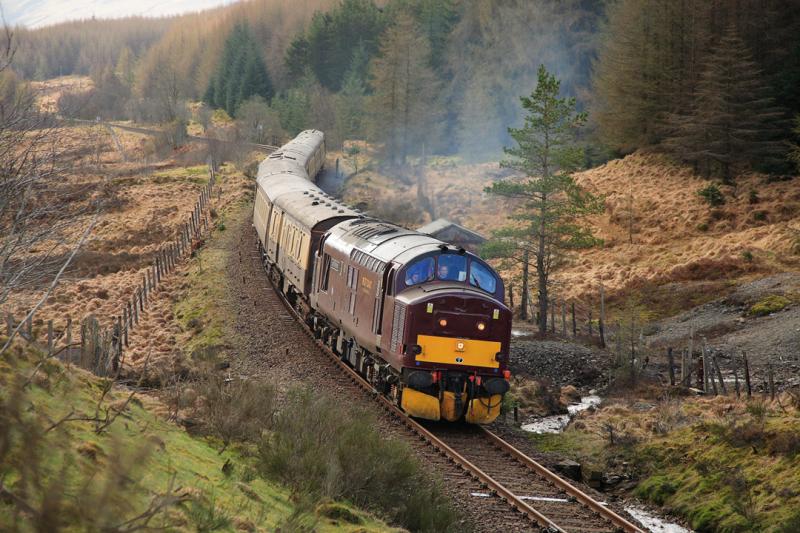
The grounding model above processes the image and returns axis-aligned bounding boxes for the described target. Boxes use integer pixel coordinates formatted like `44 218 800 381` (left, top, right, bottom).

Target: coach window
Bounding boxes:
469 261 497 293
405 257 434 286
437 255 467 282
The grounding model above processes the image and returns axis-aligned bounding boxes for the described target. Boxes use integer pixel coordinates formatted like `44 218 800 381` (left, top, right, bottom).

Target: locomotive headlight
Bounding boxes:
439 318 448 327
476 321 486 331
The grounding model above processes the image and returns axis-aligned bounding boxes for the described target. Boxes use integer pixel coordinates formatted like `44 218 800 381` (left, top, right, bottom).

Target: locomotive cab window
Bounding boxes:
437 255 467 282
469 261 497 293
405 257 434 286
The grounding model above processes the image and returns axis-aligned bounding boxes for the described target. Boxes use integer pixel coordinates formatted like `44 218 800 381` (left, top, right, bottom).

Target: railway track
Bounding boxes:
251 239 644 533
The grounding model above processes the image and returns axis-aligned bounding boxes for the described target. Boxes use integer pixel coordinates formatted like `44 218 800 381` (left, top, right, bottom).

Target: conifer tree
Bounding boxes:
335 46 368 141
367 13 440 166
664 26 787 182
484 65 602 334
205 23 274 117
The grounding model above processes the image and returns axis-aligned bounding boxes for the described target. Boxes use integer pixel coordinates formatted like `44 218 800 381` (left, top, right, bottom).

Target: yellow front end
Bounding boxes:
415 334 501 368
400 335 505 424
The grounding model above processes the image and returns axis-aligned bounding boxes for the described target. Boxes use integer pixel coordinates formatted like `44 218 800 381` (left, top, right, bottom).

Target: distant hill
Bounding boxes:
5 0 235 28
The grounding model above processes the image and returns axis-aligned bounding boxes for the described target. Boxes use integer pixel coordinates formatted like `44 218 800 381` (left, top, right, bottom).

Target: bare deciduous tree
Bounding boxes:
0 21 98 353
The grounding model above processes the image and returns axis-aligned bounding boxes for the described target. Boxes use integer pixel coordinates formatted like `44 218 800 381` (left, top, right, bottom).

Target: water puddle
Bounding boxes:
625 506 693 532
521 395 602 434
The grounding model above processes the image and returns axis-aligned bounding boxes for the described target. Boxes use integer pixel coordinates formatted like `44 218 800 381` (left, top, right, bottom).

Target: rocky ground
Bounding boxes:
510 337 610 391
645 272 800 387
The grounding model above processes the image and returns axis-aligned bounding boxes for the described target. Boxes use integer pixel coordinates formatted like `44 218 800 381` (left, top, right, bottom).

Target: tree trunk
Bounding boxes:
537 251 547 334
520 250 529 321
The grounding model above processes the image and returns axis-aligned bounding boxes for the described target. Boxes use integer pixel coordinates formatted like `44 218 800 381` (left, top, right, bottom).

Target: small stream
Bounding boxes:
625 506 694 532
520 395 602 434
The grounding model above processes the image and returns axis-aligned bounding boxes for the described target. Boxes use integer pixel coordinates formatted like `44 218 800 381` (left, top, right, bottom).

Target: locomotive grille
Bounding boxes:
390 302 407 352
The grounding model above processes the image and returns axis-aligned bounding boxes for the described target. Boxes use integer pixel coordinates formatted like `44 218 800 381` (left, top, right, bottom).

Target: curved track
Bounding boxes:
251 232 643 533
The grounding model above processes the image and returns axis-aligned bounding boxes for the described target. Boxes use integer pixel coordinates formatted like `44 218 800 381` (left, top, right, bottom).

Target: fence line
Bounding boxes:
4 164 217 377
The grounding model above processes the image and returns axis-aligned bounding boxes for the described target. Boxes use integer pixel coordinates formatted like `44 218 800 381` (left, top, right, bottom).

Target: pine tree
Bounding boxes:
335 50 368 141
290 0 386 91
115 46 135 87
664 26 787 182
205 23 274 117
367 13 440 166
484 65 602 334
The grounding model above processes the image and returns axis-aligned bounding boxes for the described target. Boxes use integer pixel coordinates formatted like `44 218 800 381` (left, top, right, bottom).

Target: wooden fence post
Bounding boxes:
714 355 726 394
571 302 576 336
733 357 740 398
6 313 12 336
768 358 775 401
588 309 593 336
47 320 54 355
25 314 32 338
667 347 675 386
561 300 566 336
743 352 752 398
122 307 128 347
550 300 556 333
599 283 606 349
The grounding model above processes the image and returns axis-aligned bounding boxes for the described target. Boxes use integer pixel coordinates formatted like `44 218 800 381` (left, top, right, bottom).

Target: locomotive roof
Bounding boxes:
325 218 461 266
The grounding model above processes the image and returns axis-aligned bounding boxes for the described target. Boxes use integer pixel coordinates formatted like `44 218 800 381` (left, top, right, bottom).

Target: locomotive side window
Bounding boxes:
469 261 497 293
437 255 467 282
320 254 331 291
405 257 434 286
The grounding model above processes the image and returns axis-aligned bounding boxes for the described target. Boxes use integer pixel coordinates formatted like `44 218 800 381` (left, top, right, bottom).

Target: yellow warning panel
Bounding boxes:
415 335 501 368
465 395 503 424
401 388 440 421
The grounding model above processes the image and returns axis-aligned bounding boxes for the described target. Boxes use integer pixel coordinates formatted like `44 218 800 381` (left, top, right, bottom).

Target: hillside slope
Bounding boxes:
341 151 800 308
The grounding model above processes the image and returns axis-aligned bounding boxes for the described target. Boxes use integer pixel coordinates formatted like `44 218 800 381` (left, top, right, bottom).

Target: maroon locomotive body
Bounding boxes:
253 131 511 423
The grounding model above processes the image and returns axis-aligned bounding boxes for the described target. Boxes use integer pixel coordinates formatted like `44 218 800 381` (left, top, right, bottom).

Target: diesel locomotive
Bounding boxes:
252 130 512 424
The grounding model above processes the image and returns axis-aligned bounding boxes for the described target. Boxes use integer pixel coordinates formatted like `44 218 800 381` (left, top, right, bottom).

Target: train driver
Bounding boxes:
437 255 467 282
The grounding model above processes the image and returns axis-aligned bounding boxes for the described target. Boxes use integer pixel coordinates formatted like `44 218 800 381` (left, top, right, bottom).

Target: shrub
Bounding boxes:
194 375 276 452
748 189 759 204
741 250 754 262
258 388 457 532
749 295 790 316
697 222 709 232
753 210 768 221
698 183 725 206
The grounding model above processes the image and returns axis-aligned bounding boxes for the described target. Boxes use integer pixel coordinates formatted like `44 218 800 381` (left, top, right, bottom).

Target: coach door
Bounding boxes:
346 264 359 326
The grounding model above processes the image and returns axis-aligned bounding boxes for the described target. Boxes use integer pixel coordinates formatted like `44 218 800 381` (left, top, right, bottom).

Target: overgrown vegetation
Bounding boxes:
0 343 390 532
259 388 458 532
527 395 800 532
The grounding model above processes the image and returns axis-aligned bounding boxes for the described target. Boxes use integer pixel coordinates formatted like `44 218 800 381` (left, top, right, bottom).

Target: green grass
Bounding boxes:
526 400 800 533
0 345 394 532
151 165 210 185
173 203 248 364
749 295 791 316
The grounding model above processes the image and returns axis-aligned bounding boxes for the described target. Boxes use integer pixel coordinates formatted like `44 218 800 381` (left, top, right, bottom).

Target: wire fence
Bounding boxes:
4 164 217 377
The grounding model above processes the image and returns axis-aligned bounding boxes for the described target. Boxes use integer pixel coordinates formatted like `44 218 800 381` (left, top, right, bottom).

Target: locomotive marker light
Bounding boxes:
456 340 466 352
493 309 500 319
439 318 448 327
477 321 486 331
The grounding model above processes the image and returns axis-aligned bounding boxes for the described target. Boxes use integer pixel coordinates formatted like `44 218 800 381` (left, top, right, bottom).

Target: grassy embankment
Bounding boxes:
527 394 800 532
0 342 394 532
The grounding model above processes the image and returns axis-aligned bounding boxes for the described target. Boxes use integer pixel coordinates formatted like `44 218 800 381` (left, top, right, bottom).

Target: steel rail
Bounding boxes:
256 240 642 533
478 427 644 533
